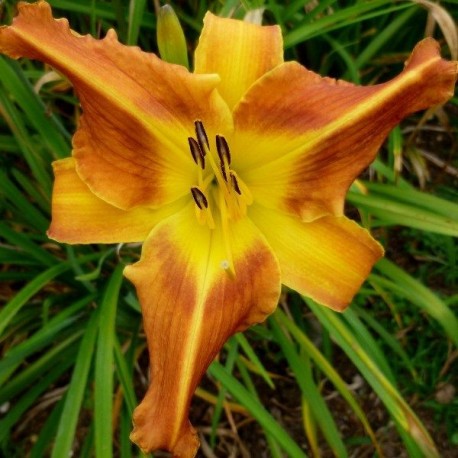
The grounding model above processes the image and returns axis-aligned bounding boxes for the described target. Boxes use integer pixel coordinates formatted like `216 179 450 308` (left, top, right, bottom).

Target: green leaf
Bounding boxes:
51 308 100 458
210 338 239 447
269 315 348 457
0 254 100 337
127 0 147 45
0 222 56 266
0 362 69 443
0 337 80 404
114 337 138 414
307 300 439 458
0 170 50 233
234 333 275 389
273 309 382 455
283 1 412 47
0 295 93 387
30 399 65 458
95 266 124 458
0 57 71 161
209 361 308 458
361 182 458 219
373 258 458 347
353 8 417 70
348 188 458 236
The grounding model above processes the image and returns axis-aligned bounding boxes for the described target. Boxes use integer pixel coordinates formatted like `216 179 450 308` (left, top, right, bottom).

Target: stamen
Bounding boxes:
203 137 229 191
220 162 228 182
216 135 231 165
195 120 209 154
188 122 251 235
230 172 242 195
190 187 208 209
234 173 254 205
188 137 205 169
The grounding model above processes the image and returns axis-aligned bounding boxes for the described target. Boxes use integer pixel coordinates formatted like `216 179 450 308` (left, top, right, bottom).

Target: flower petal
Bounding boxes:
123 207 280 455
233 38 457 220
194 12 283 110
0 1 232 209
48 158 185 243
250 204 384 311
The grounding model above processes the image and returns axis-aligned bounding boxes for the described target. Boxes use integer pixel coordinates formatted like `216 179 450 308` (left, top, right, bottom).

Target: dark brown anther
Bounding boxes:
188 137 199 164
195 120 209 155
188 137 205 169
216 135 231 165
230 172 242 195
191 187 208 209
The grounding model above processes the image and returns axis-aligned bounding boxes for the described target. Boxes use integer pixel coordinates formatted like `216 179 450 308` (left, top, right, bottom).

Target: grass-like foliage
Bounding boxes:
1 0 457 456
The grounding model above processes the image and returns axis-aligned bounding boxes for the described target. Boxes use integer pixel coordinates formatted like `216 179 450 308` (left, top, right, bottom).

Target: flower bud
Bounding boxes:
157 4 189 69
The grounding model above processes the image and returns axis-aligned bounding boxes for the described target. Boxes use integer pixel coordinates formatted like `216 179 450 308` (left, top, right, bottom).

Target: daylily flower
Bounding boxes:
1 1 456 456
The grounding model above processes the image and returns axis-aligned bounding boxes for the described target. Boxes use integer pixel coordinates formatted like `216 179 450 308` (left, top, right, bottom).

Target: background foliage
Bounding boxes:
0 0 457 456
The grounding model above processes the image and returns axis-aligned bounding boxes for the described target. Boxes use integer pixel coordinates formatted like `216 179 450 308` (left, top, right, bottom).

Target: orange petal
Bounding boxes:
194 12 283 110
232 38 457 220
123 207 280 455
250 204 384 311
0 1 232 210
48 158 185 243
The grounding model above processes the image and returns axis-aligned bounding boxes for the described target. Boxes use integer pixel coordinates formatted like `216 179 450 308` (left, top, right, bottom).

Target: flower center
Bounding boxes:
188 120 252 229
188 120 253 273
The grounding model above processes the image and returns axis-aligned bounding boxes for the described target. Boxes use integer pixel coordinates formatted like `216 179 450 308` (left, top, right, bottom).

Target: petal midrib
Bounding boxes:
12 27 188 159
170 231 216 445
248 55 442 173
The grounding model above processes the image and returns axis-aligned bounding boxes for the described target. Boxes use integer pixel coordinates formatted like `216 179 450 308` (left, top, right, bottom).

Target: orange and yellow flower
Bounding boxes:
1 2 456 456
